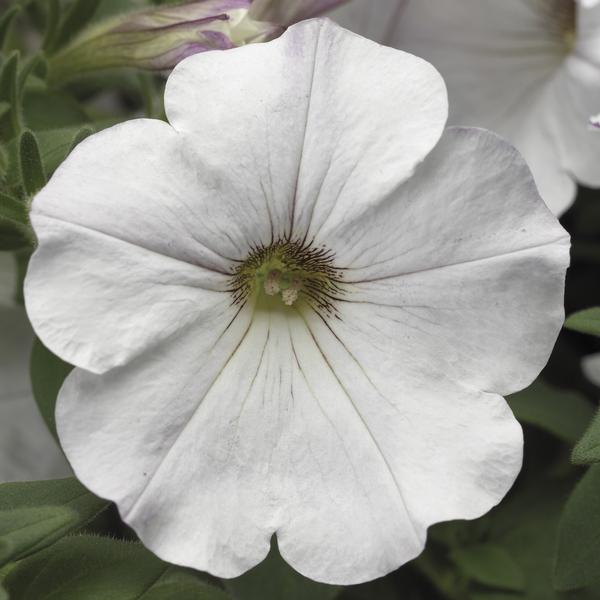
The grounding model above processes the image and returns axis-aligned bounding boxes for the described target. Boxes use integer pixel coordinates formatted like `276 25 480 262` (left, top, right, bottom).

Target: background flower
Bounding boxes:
333 0 600 216
25 19 568 585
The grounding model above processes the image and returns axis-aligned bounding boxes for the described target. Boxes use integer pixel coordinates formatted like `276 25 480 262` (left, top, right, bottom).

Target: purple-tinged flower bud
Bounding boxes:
48 0 280 83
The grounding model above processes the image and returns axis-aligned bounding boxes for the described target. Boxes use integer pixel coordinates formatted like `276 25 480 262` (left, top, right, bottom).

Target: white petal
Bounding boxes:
26 215 229 374
320 128 569 395
577 1 600 65
328 0 407 42
164 19 448 241
57 297 523 583
57 303 276 577
25 119 237 374
0 305 70 483
543 56 600 189
336 0 600 214
250 0 350 25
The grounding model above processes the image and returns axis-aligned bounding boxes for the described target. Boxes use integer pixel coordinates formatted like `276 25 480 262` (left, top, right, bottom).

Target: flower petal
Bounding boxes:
543 56 600 189
319 128 570 395
335 0 599 214
577 2 600 66
57 298 523 583
57 303 275 577
250 0 351 26
164 18 448 241
25 119 245 374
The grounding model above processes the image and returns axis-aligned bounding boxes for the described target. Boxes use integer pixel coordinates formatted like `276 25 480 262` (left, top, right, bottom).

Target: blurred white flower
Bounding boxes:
333 0 600 216
590 113 600 129
583 353 600 386
0 254 70 483
249 0 349 25
25 20 569 584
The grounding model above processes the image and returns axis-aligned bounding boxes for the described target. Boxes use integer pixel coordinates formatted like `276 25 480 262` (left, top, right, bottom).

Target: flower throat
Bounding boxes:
229 239 344 315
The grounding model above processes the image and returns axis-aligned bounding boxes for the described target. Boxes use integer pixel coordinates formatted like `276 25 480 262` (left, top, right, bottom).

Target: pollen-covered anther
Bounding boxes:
229 238 345 315
264 269 282 296
281 275 302 306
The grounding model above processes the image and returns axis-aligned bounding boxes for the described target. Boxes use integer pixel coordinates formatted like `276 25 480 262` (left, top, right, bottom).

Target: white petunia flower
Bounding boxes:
24 19 569 584
333 0 600 216
0 254 71 483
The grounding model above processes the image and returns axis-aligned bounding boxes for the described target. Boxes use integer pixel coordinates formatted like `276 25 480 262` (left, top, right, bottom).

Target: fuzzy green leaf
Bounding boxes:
449 544 525 592
3 535 231 600
0 52 21 139
19 130 46 196
555 466 600 590
0 216 31 250
42 0 61 52
565 307 600 337
30 337 73 439
573 411 600 465
29 125 94 176
22 90 90 132
54 0 102 50
0 478 109 567
507 380 594 444
0 5 20 48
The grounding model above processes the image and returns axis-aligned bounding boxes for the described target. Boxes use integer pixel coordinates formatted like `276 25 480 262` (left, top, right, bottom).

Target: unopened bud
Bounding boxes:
48 0 279 83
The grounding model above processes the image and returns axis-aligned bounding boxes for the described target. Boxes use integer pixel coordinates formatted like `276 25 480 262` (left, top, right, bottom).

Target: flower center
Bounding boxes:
229 239 344 314
534 0 576 49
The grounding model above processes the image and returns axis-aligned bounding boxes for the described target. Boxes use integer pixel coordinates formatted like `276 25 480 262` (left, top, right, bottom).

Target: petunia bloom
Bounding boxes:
0 254 70 483
333 0 600 216
25 20 569 584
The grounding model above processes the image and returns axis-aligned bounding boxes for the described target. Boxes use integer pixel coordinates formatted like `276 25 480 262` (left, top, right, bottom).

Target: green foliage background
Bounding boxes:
1 1 600 598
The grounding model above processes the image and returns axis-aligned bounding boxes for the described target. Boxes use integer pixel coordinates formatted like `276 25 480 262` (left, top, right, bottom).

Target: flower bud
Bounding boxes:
48 0 281 83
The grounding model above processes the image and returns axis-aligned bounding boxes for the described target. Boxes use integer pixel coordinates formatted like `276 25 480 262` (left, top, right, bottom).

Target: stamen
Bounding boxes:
264 270 282 296
228 237 345 315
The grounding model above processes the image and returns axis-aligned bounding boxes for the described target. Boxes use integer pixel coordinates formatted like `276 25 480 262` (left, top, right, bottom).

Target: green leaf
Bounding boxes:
0 52 21 139
23 91 89 131
573 410 600 465
18 53 47 94
0 478 109 567
19 130 46 196
555 466 600 590
449 544 525 592
0 216 31 250
30 337 73 439
29 126 93 176
226 539 340 600
507 380 594 444
42 0 61 52
54 0 102 50
565 307 600 337
68 125 93 154
4 535 231 600
0 6 20 48
0 190 27 223
0 102 10 121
